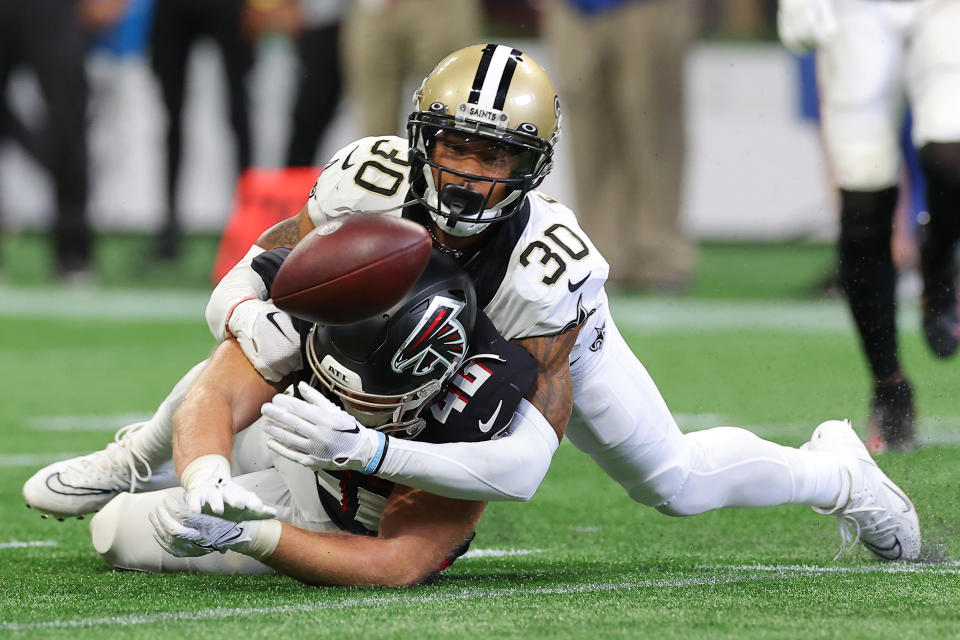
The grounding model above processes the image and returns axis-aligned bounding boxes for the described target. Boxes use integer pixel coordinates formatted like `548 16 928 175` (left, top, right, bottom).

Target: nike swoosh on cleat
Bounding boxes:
341 146 359 170
478 401 503 433
44 473 116 497
334 425 361 434
862 537 902 560
265 312 293 341
568 272 590 292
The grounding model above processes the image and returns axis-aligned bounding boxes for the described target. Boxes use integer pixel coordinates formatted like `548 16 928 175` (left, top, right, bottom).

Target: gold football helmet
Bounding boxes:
408 44 562 236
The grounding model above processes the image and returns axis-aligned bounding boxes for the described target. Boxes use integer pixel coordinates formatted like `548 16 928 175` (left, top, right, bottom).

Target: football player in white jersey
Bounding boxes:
25 45 920 561
778 0 960 452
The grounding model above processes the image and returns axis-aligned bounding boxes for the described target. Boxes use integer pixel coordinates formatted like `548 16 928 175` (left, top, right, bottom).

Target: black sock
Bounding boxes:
919 142 960 305
838 187 900 380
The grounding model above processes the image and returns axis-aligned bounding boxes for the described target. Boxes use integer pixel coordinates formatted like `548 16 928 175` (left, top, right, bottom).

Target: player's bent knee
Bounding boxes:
626 464 689 510
90 492 167 572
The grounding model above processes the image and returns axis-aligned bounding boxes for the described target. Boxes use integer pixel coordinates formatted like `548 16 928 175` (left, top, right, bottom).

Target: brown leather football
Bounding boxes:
271 213 432 324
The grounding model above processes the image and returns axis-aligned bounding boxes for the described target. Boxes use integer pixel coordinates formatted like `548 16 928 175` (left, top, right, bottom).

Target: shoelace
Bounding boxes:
831 496 898 560
67 423 154 492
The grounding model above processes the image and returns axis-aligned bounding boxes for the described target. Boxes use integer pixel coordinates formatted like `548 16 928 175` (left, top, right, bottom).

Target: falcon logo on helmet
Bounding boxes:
391 296 467 377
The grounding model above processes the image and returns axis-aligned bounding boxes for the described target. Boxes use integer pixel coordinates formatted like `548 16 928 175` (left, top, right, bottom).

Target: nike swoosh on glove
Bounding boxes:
180 454 278 522
261 381 386 474
227 299 302 382
150 495 282 560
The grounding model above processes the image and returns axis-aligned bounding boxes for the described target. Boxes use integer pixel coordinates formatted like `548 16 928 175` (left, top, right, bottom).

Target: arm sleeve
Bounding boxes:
206 245 269 341
375 399 559 502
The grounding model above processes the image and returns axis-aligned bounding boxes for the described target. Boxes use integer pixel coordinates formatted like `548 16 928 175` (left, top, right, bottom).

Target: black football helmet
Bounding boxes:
305 250 477 437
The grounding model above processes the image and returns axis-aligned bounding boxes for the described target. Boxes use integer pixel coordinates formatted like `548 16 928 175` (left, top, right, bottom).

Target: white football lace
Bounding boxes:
65 422 154 492
831 493 898 560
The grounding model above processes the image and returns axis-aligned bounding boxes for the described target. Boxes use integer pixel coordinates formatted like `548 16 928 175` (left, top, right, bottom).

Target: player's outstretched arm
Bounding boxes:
173 340 284 520
154 485 485 586
512 325 583 442
266 486 485 587
265 386 559 501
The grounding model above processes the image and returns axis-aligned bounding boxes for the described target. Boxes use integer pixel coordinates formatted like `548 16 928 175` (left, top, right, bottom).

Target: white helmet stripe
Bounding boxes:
476 45 515 110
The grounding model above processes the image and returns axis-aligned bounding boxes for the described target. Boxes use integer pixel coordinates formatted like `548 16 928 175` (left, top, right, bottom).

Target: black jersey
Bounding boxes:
252 247 537 537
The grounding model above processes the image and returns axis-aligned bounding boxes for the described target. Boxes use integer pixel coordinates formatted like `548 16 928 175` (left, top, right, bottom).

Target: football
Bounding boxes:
271 213 432 324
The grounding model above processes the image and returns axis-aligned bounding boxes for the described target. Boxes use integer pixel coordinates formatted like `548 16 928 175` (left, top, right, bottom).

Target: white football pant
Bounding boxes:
567 317 847 515
818 0 960 190
90 422 331 574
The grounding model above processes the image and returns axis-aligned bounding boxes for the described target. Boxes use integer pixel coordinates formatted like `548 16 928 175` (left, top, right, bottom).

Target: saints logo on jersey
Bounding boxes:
391 296 468 377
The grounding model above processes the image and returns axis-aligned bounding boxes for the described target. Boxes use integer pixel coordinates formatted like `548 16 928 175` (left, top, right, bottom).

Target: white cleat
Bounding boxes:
804 419 921 561
22 423 177 519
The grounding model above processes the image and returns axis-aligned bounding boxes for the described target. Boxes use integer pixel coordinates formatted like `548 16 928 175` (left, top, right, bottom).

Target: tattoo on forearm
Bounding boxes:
516 329 579 440
258 218 303 250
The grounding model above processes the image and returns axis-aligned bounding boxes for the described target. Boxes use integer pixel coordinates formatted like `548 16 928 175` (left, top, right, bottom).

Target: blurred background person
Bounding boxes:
282 0 345 168
239 0 345 168
150 0 254 260
777 0 960 453
0 0 125 280
342 0 481 137
542 0 699 292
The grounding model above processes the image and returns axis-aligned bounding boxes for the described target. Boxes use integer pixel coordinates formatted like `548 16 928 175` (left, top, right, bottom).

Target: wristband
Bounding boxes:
240 518 283 561
362 431 388 475
223 296 258 339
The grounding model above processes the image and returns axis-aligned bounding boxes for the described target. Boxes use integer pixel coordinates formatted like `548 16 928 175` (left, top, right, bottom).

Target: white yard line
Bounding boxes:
460 548 543 559
25 414 151 432
9 561 957 631
0 289 919 333
0 453 82 467
0 540 57 549
0 574 786 631
609 297 922 334
0 287 208 321
699 563 960 575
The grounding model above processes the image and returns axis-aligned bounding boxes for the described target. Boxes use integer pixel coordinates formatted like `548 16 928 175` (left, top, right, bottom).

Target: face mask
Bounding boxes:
421 165 521 237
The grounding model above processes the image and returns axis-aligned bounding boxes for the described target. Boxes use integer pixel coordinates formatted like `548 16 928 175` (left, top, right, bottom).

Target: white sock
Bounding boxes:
129 360 208 462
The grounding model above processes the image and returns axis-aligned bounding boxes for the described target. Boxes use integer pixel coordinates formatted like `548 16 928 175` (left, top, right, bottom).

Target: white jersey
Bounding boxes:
305 136 612 376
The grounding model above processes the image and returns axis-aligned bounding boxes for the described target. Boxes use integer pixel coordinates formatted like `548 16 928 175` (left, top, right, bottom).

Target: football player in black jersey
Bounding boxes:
89 250 537 585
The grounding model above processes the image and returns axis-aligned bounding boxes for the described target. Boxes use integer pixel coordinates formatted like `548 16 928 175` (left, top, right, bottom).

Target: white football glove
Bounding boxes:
261 381 387 474
179 454 278 522
777 0 837 54
149 495 282 560
227 299 302 382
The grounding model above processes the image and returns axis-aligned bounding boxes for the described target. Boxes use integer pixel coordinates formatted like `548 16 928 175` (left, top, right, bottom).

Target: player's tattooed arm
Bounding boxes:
513 325 582 442
255 205 315 250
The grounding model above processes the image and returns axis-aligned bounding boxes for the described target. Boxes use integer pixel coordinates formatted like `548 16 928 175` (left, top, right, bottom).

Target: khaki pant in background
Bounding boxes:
544 0 698 290
343 0 481 137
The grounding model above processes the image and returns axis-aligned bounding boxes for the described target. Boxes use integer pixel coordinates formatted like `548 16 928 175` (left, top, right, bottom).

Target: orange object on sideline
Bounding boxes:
211 167 322 283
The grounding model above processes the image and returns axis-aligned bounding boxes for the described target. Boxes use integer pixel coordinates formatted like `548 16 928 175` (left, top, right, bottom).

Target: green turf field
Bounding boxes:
1 241 958 638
